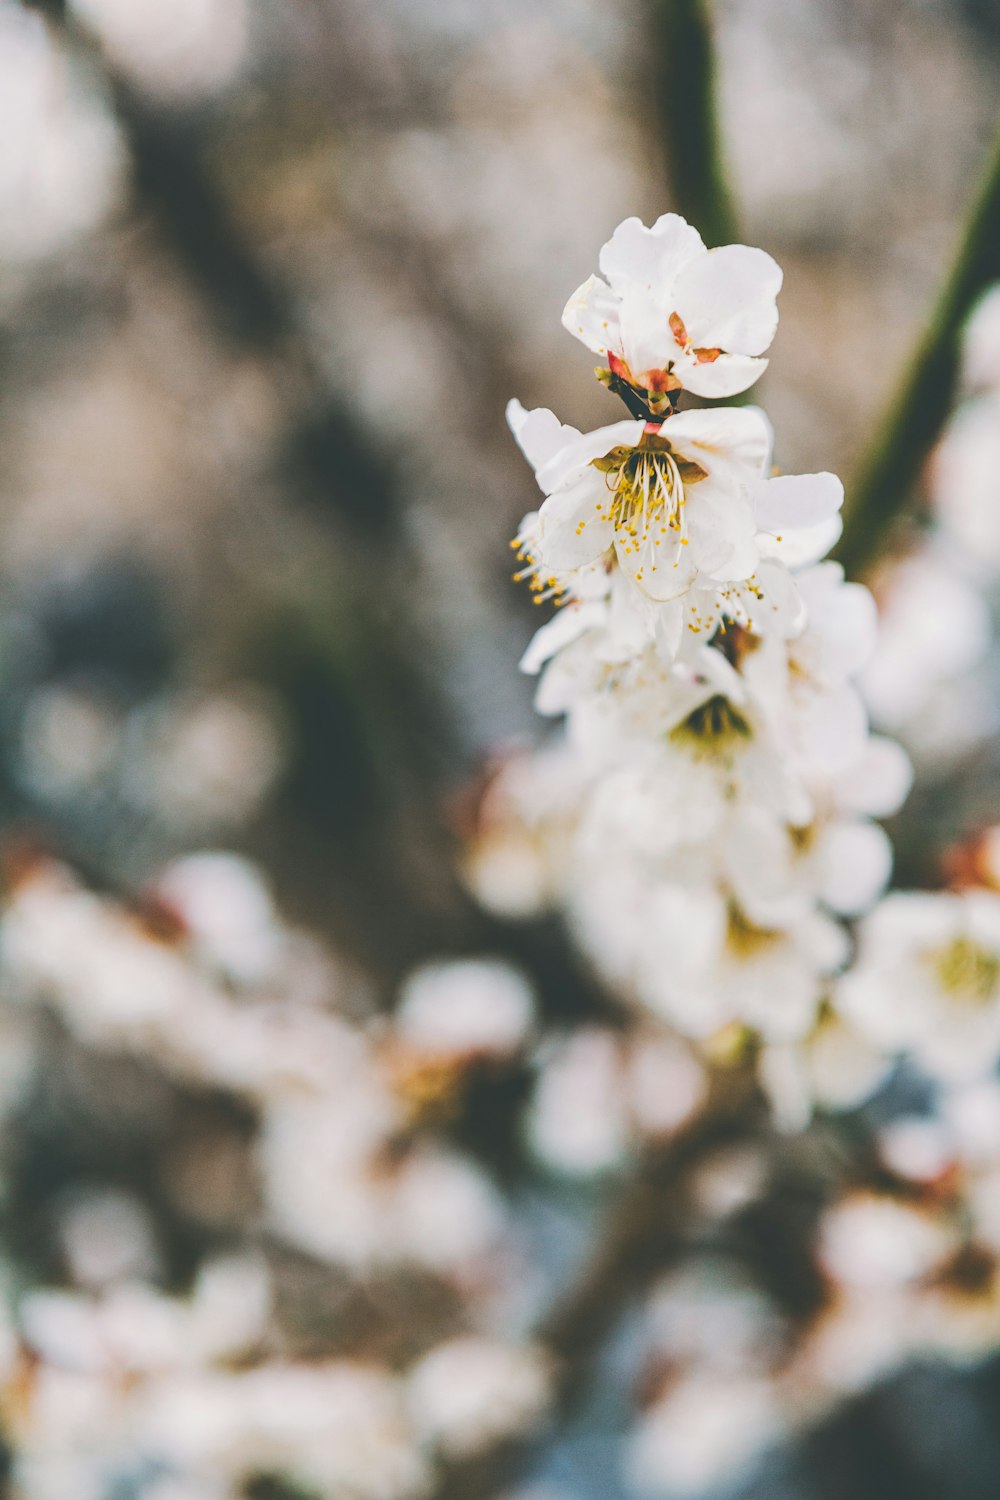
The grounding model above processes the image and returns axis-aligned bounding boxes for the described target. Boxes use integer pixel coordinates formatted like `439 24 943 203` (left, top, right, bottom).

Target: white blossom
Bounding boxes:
561 213 782 405
393 958 535 1061
837 890 1000 1083
509 399 841 654
405 1338 552 1459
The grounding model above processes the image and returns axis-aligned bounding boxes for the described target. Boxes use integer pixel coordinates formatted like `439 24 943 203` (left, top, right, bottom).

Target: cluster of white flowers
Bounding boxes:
454 224 1000 1496
614 1043 1000 1498
3 1257 550 1500
483 213 911 1112
620 1145 1000 1500
0 851 554 1498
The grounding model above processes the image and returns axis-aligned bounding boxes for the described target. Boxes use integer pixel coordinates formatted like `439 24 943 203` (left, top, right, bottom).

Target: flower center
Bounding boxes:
670 694 752 749
591 433 708 565
928 935 1000 1005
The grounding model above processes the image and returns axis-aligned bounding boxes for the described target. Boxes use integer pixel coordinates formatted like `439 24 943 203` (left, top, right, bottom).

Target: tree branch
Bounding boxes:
837 122 1000 579
650 0 739 249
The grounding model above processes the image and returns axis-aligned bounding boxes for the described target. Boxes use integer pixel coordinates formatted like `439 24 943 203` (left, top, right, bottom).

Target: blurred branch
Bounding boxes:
34 5 399 535
837 122 1000 579
650 0 738 248
432 1063 765 1500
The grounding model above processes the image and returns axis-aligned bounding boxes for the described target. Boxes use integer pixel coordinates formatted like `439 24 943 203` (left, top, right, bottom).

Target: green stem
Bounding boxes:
837 123 1000 579
651 0 739 249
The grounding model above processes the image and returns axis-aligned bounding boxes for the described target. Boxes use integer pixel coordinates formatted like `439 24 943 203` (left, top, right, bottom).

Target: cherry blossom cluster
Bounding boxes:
0 852 554 1499
615 1090 1000 1500
488 213 911 1112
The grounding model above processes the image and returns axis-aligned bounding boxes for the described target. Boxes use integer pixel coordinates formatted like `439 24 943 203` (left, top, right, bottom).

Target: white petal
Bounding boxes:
800 565 878 678
618 283 675 386
519 602 605 676
663 405 772 491
598 213 704 291
615 525 694 603
757 514 843 569
799 681 870 775
678 351 769 399
672 244 783 355
506 400 581 475
654 600 684 661
604 575 657 657
754 472 844 534
535 419 645 496
810 1021 892 1112
686 489 758 581
724 809 797 925
819 821 893 917
560 275 622 359
536 474 615 570
752 559 807 637
834 736 914 818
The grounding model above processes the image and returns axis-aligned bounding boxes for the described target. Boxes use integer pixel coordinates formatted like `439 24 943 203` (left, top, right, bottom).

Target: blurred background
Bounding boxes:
1 1 1000 1498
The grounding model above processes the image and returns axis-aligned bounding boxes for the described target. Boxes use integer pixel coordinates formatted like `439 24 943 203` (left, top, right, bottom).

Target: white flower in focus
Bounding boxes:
405 1337 551 1459
837 891 1000 1082
561 214 782 406
564 665 815 864
509 400 842 661
509 401 770 604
